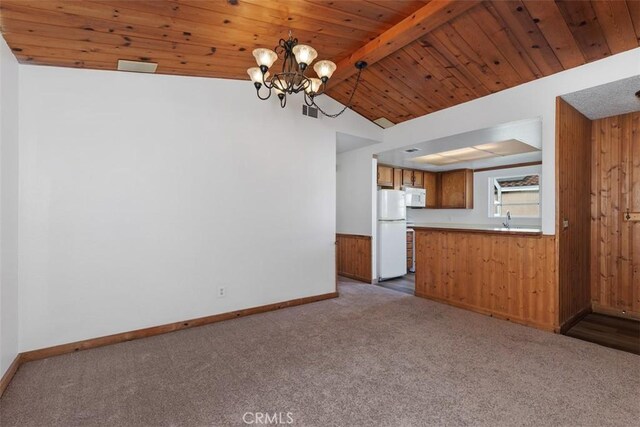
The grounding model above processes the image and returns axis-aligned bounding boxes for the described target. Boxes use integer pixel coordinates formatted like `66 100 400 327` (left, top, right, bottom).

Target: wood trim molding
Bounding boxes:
0 354 22 398
17 292 338 364
592 303 640 321
559 306 592 334
473 161 543 173
1 291 338 396
330 0 480 85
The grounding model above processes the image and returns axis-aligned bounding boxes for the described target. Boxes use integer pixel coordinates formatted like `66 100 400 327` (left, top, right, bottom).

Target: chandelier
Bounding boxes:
247 32 367 118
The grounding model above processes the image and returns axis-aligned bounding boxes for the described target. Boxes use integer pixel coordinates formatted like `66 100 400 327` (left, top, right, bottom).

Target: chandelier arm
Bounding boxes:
260 71 275 90
256 86 272 101
311 66 364 119
303 91 315 107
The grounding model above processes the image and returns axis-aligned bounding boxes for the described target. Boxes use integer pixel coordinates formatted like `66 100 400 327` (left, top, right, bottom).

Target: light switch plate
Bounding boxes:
563 219 569 229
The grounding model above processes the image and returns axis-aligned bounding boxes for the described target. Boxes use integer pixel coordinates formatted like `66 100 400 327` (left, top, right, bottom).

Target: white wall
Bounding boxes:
336 48 640 237
17 65 379 351
407 164 542 227
0 37 20 377
336 149 378 236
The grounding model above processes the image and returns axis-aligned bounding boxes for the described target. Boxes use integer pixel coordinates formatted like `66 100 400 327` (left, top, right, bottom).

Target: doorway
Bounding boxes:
557 78 639 354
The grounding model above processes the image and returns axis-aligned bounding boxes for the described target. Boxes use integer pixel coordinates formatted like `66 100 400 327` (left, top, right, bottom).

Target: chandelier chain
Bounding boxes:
311 66 364 119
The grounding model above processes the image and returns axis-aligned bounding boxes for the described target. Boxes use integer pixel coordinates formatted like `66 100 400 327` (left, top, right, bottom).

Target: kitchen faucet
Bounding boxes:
503 211 511 229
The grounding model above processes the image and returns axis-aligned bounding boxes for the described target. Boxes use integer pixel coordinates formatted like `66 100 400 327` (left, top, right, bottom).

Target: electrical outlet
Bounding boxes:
217 286 226 298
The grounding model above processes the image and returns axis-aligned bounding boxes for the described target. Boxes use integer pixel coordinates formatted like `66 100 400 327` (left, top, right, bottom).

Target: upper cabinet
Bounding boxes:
423 172 438 208
402 170 423 188
439 169 474 209
393 168 403 190
377 165 394 187
413 171 424 188
377 166 474 209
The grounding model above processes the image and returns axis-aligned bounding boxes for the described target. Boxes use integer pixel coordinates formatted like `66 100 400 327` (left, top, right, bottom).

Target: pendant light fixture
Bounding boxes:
247 31 367 118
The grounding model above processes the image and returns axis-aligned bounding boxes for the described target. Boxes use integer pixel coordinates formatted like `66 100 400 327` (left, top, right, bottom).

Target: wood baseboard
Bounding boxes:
19 291 338 364
0 354 22 398
591 303 640 321
415 291 557 332
338 272 372 283
559 306 592 334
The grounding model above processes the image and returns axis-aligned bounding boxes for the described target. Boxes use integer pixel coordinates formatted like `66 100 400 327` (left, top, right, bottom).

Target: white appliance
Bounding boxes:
404 187 426 208
377 190 407 280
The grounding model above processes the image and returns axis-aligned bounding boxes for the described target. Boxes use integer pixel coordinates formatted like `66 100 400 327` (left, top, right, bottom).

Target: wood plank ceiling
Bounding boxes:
0 1 638 125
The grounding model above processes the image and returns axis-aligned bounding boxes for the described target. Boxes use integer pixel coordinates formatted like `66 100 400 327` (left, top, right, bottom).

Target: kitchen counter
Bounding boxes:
407 222 542 235
412 226 556 331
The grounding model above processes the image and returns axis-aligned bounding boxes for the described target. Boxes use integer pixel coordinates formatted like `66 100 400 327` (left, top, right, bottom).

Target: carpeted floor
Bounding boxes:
1 278 639 426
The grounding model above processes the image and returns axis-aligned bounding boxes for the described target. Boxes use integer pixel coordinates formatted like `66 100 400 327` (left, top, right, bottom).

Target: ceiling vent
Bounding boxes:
404 148 421 153
302 105 319 119
373 117 395 129
117 59 158 73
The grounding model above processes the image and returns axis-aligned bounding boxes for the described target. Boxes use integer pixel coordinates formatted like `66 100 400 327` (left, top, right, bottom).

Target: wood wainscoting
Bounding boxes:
415 229 558 331
336 234 372 283
591 112 640 319
556 98 593 328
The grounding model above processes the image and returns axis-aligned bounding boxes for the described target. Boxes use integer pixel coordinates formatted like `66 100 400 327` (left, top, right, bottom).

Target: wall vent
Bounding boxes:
302 105 319 119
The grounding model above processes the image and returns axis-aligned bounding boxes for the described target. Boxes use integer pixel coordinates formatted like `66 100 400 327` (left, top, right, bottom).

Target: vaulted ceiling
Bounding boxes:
1 1 638 125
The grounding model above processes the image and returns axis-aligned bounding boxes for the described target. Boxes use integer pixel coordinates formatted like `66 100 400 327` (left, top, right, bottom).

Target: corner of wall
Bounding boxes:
0 34 21 379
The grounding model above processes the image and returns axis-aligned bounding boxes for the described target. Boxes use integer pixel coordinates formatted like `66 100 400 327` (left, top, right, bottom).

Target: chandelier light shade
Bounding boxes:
313 60 337 82
252 48 278 69
247 31 367 118
305 78 322 95
247 67 268 84
291 44 317 69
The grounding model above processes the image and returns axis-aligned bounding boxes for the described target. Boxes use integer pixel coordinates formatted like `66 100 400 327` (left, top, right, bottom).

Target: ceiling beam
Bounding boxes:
329 0 481 85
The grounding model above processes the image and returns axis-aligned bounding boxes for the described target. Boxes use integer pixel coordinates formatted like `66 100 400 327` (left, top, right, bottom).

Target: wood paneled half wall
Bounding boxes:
591 112 640 319
336 234 372 283
415 229 558 331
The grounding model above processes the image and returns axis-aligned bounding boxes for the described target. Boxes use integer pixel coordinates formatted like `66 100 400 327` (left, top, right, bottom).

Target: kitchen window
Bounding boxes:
490 174 540 218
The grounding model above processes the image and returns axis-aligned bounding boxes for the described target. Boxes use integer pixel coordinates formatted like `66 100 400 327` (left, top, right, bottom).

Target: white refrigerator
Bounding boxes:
377 190 407 280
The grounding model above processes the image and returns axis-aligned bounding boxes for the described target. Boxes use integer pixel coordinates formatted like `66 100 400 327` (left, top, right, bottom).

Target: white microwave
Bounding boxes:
404 187 426 208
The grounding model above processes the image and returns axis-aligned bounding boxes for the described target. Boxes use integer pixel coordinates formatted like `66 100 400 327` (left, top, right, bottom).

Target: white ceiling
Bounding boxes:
561 75 640 120
376 118 542 171
336 132 381 154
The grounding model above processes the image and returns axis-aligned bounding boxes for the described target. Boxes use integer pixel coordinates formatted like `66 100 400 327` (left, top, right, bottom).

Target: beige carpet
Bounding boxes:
1 278 639 426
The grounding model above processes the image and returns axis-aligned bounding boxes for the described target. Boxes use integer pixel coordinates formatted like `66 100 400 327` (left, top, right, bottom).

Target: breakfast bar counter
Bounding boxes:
413 226 557 331
408 222 542 235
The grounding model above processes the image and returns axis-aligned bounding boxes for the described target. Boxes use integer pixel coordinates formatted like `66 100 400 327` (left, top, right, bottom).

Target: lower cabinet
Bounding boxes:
406 230 414 271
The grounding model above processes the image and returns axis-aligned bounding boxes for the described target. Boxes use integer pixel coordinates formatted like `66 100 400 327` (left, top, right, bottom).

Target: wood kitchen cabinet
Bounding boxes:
423 172 438 208
402 169 423 187
406 230 414 271
377 165 394 187
412 171 424 188
439 169 474 209
393 168 403 190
